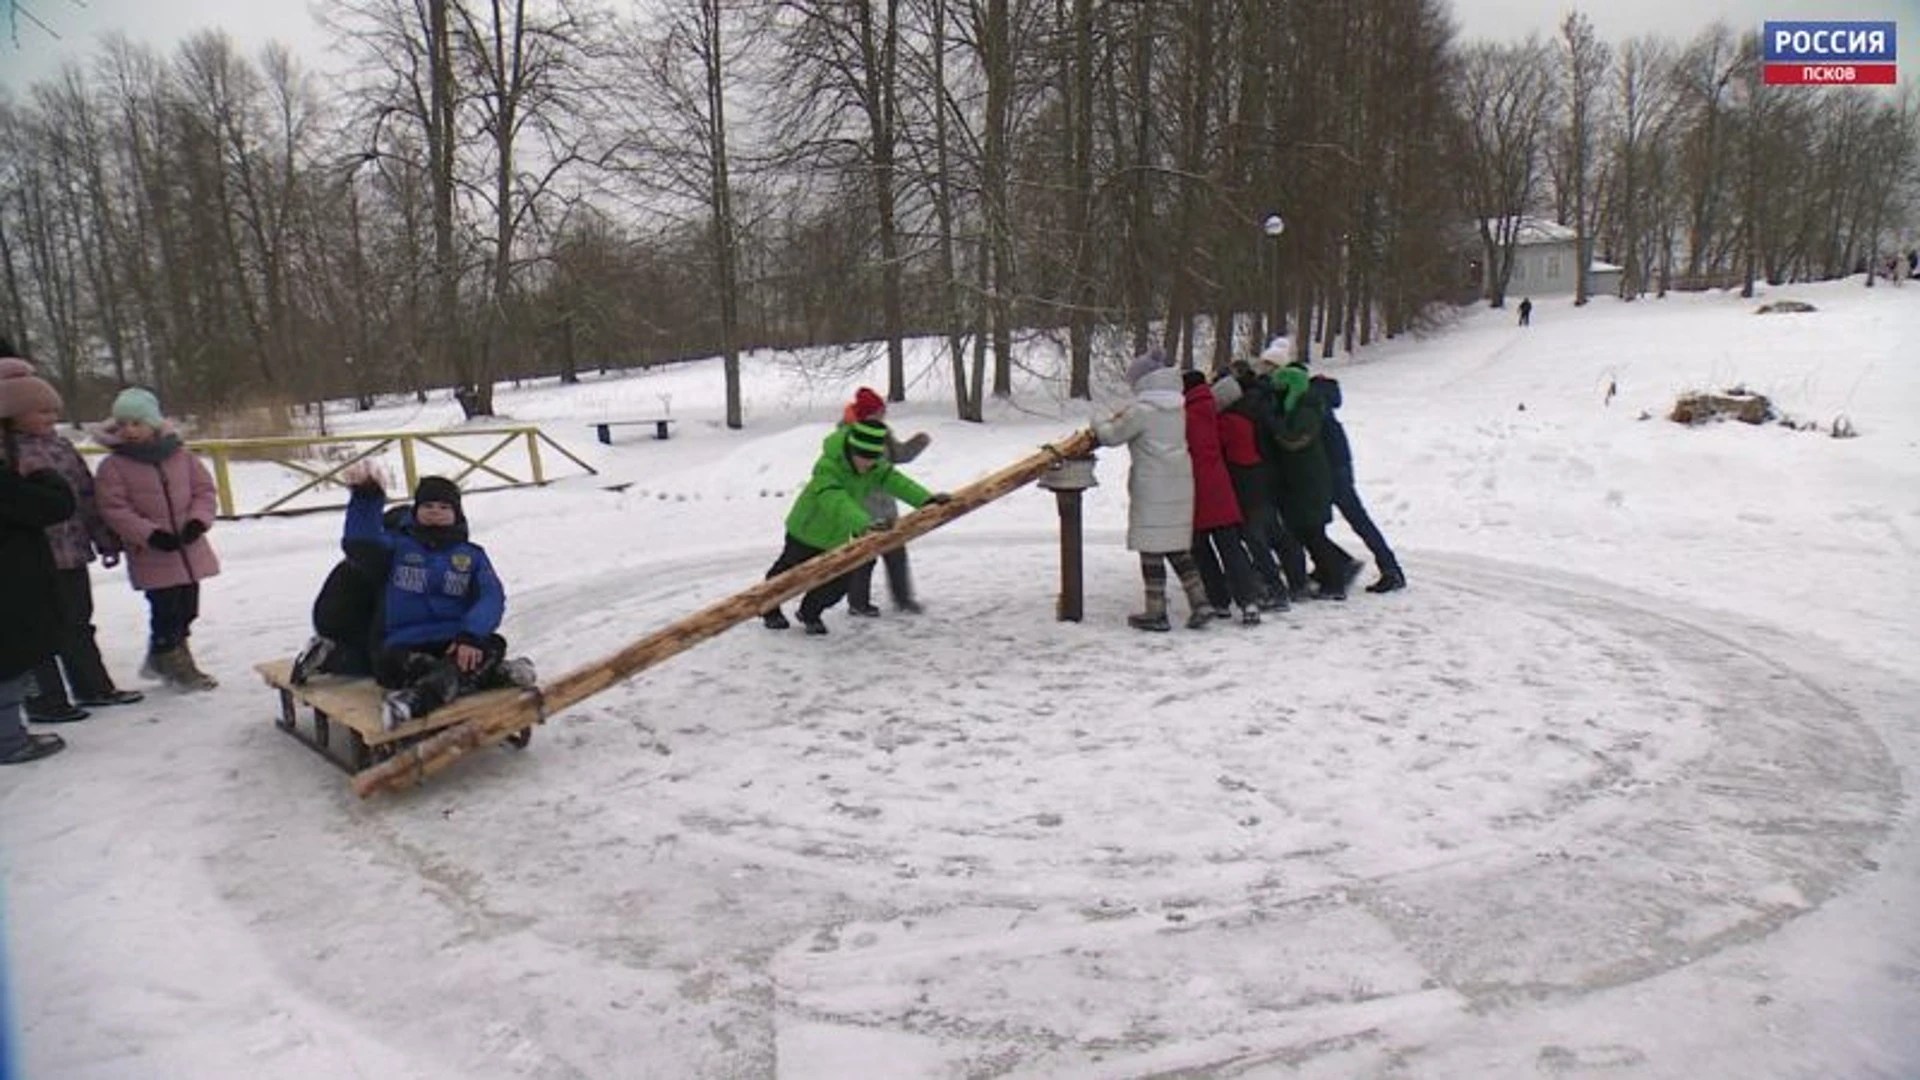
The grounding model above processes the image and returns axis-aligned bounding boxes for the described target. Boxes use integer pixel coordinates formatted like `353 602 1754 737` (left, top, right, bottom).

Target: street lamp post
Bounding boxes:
1263 213 1286 343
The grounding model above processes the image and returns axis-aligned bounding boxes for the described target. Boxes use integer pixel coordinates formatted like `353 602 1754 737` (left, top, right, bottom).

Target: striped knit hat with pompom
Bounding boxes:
846 419 889 459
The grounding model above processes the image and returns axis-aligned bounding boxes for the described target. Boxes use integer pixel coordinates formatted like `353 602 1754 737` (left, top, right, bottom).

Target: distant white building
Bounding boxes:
1473 217 1622 300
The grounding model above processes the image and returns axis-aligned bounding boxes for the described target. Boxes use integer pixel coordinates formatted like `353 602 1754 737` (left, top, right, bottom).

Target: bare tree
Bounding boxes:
773 0 911 402
1609 35 1676 297
613 0 752 426
1456 39 1557 306
1559 10 1608 305
453 0 600 418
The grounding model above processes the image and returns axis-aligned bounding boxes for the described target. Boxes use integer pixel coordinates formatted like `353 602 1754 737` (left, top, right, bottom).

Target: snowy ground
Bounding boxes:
4 280 1918 1079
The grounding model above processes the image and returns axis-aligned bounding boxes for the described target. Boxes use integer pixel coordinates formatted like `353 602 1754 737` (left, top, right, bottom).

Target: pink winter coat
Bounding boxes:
93 423 222 591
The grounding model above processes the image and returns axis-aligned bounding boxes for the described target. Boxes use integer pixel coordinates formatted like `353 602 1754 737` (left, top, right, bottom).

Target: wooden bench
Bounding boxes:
256 658 533 774
590 419 676 444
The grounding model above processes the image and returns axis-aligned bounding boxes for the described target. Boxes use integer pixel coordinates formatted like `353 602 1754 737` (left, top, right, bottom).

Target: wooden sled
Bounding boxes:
255 658 534 774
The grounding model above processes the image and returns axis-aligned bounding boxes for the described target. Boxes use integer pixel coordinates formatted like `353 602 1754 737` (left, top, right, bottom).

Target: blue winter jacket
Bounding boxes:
344 486 505 648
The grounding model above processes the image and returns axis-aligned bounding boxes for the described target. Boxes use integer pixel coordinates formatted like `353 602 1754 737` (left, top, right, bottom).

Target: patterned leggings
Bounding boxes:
1139 550 1206 616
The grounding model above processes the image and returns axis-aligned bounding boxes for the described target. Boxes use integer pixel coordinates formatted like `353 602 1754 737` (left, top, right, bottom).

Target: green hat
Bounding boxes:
111 387 164 427
846 419 889 459
1268 365 1310 413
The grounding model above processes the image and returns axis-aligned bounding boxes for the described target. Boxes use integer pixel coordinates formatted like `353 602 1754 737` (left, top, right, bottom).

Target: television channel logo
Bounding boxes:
1763 21 1896 84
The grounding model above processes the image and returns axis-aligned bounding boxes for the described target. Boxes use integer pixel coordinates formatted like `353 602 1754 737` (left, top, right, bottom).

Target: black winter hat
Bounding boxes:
414 475 463 515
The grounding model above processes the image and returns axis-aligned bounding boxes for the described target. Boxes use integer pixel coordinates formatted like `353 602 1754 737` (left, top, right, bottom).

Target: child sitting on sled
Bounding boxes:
336 463 534 729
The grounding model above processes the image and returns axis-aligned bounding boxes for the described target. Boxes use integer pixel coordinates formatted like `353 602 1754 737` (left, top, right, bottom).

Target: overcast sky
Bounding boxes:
2 0 1914 94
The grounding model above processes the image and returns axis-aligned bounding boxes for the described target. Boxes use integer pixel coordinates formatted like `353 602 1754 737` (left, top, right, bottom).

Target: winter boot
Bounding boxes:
1366 567 1407 594
847 603 882 618
1239 606 1261 626
74 688 144 708
176 642 219 690
26 705 89 724
1128 581 1171 632
1176 570 1213 630
800 615 830 636
0 733 65 765
289 635 338 685
151 646 217 692
381 689 420 731
762 609 791 630
500 657 539 689
1257 589 1290 613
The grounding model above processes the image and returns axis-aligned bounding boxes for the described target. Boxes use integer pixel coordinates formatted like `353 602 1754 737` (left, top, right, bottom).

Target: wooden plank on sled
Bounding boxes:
254 658 526 746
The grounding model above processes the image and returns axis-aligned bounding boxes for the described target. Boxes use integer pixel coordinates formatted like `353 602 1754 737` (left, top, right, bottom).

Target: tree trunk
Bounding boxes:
703 0 744 428
1065 0 1095 399
931 0 977 422
429 0 469 415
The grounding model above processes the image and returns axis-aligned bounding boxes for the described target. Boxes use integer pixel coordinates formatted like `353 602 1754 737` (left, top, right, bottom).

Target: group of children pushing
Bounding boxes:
754 348 1405 639
1092 339 1406 631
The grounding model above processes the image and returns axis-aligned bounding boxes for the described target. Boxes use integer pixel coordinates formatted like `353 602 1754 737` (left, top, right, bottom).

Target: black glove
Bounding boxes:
865 518 893 534
179 519 208 545
148 530 181 552
925 492 953 505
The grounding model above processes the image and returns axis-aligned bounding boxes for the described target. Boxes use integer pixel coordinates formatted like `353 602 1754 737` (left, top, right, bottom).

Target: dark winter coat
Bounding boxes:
312 506 423 647
1265 390 1334 531
1219 392 1275 531
1303 375 1354 481
344 486 504 649
11 430 117 570
1183 383 1242 530
0 464 76 678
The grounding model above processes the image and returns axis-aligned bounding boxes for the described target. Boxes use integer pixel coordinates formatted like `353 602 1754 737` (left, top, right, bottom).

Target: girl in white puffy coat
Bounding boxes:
1092 349 1212 631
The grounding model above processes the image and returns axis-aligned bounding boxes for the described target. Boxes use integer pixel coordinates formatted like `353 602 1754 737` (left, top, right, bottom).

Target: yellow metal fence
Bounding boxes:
81 427 597 519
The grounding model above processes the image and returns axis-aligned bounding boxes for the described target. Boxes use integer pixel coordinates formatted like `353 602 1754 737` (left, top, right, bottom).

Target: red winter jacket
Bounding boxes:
1183 383 1242 530
1217 409 1262 468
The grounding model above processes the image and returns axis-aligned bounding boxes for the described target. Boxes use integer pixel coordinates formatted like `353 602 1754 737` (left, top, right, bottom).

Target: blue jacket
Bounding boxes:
1304 375 1354 479
344 487 505 648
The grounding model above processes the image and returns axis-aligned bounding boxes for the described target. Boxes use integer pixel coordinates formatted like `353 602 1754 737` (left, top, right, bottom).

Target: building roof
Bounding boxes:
1477 216 1578 245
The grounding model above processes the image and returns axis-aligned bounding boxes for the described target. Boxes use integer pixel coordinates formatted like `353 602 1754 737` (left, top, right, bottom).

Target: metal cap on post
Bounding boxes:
1039 453 1099 622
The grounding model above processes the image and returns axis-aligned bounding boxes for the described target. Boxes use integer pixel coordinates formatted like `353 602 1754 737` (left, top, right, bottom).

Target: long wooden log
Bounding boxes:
351 427 1098 797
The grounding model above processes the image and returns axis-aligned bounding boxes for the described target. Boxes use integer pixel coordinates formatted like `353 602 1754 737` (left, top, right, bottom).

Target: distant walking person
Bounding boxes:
1517 297 1533 326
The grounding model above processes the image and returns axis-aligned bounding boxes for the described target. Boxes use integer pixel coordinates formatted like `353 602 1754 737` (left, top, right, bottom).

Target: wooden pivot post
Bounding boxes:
349 427 1101 797
1036 453 1100 622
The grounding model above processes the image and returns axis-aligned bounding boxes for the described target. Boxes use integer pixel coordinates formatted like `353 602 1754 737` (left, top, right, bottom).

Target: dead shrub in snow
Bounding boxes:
1755 300 1817 314
1669 388 1775 426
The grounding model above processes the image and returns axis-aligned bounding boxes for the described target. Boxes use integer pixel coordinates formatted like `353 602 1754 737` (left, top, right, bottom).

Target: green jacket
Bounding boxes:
785 425 933 549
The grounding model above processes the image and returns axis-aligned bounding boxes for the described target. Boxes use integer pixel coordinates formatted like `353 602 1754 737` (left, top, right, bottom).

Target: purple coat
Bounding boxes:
93 424 221 591
11 429 119 570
